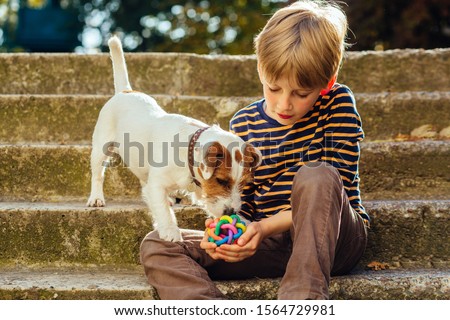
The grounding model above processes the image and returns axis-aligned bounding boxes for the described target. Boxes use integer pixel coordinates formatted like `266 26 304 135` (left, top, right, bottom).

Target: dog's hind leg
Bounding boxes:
86 142 111 207
141 180 182 242
87 111 117 207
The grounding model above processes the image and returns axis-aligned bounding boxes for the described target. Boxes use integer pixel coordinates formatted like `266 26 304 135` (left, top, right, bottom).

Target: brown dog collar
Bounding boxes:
188 127 210 187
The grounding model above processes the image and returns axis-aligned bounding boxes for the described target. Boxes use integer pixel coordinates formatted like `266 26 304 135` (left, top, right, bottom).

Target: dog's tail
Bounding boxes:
108 36 132 93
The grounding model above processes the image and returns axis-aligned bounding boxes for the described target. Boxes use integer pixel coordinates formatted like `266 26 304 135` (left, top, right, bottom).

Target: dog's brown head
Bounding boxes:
194 129 261 218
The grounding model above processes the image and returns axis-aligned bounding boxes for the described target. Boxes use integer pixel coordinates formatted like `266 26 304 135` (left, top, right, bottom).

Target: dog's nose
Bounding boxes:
223 207 235 216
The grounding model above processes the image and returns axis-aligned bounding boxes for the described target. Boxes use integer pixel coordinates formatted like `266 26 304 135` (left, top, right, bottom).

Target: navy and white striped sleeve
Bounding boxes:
322 86 369 221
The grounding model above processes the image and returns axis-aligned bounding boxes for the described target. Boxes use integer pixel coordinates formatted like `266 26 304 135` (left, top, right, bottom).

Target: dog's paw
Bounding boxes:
87 197 106 207
167 196 176 207
158 226 183 242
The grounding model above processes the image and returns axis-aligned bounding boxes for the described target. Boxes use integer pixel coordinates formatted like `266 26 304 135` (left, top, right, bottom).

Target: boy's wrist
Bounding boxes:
256 220 270 239
258 210 293 238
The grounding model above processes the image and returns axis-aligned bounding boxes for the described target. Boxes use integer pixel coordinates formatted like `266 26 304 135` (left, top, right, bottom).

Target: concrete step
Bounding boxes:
0 94 256 144
0 267 448 299
0 141 448 202
0 200 448 268
1 92 449 144
358 141 450 200
0 49 449 95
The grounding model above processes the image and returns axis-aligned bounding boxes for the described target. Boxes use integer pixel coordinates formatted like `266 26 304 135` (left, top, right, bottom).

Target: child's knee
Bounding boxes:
293 161 340 190
139 230 165 262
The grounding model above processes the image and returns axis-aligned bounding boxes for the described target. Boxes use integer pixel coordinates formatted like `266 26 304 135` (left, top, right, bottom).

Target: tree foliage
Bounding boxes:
77 0 294 54
1 0 449 53
344 0 450 51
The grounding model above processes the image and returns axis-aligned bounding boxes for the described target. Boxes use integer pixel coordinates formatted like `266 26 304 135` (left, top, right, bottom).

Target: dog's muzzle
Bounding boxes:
223 207 235 216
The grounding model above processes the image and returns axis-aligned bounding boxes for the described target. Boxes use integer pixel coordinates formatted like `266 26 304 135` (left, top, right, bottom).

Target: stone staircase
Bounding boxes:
0 49 449 299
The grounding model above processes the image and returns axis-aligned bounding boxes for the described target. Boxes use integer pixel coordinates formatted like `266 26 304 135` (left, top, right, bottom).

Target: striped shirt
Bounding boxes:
230 84 369 223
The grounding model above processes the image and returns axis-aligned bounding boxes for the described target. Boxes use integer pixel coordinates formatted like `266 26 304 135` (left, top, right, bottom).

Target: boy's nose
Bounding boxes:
278 96 293 111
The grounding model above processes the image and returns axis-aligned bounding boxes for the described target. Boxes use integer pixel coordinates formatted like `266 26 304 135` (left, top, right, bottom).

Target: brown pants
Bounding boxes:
140 162 368 299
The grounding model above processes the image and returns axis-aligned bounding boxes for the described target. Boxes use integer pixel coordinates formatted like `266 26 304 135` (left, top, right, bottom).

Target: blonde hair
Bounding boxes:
254 0 348 89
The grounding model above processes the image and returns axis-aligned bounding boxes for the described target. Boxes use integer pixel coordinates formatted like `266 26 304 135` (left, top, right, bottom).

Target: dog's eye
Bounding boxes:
216 178 229 187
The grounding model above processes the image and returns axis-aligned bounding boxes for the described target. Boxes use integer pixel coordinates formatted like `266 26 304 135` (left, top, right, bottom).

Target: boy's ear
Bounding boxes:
320 75 337 95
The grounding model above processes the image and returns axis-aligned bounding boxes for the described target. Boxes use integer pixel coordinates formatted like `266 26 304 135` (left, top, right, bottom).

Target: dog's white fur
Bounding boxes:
87 36 261 241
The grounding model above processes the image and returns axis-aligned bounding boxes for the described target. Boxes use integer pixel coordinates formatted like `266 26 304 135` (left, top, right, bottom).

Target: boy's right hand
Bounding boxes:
200 218 220 260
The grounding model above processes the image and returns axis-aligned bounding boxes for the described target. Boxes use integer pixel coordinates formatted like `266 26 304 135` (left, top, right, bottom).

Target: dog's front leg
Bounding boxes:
142 182 182 242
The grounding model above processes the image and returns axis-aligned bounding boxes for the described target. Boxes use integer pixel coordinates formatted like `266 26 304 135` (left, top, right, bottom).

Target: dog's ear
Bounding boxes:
243 143 262 172
196 142 227 180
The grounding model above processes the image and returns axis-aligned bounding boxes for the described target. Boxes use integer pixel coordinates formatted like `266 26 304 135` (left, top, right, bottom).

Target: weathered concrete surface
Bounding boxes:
0 267 448 300
339 49 450 93
0 201 448 268
356 91 450 141
0 53 260 96
0 94 257 144
0 48 448 301
363 201 449 269
0 144 141 201
0 94 106 144
0 203 204 266
0 141 448 201
1 92 449 144
218 269 450 300
0 49 449 96
327 269 450 300
358 141 450 200
0 267 154 300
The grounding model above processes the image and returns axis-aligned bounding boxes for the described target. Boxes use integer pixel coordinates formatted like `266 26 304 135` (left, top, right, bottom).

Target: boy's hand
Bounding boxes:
201 221 265 263
200 218 220 260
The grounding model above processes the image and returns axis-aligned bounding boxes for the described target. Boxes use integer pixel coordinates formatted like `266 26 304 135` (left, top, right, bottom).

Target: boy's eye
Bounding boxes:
268 86 280 92
295 92 309 98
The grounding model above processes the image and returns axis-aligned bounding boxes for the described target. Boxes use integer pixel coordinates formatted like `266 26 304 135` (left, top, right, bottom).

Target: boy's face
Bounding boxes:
260 75 322 126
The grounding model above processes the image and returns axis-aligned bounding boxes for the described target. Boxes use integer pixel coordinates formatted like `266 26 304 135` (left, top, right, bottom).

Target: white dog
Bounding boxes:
87 36 261 241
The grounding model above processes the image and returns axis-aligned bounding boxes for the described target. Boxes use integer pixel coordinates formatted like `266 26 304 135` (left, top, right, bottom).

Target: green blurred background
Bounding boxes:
1 0 449 53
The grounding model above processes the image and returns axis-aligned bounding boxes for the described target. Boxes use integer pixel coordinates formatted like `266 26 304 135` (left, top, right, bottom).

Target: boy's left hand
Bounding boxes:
212 222 265 263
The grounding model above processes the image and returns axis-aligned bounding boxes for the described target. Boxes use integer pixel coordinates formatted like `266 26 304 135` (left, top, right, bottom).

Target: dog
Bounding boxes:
87 36 261 241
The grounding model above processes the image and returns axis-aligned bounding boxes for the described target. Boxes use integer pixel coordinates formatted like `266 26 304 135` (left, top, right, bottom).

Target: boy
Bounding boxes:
140 0 369 299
